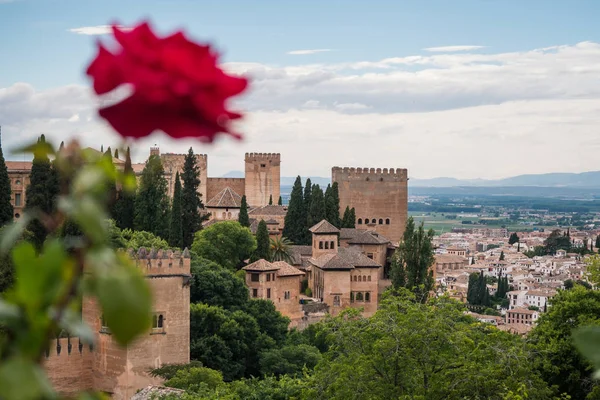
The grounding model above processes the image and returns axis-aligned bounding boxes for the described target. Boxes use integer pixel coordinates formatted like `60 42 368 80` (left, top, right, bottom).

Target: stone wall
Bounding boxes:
273 275 304 324
332 167 408 244
244 153 280 208
206 178 245 203
43 337 93 397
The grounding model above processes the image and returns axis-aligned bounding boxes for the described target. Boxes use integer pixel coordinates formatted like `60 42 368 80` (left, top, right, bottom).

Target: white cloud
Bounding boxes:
3 41 600 179
287 49 333 55
68 25 132 36
423 45 486 52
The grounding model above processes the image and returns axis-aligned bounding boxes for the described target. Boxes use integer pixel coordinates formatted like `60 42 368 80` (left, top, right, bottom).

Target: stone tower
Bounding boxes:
332 167 408 244
244 153 281 207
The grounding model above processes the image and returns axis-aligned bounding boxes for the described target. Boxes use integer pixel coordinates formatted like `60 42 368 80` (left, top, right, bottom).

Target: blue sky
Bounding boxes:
1 0 600 178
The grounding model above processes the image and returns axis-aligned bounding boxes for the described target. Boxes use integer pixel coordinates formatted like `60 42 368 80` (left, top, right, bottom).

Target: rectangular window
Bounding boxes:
251 273 260 282
333 295 340 306
152 313 165 333
267 274 271 282
272 273 276 281
284 291 290 300
252 288 258 298
267 288 271 299
260 163 266 167
14 193 21 207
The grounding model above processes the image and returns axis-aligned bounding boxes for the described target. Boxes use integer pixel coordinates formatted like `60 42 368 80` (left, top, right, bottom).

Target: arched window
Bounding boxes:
358 275 362 282
358 218 363 224
325 241 329 249
227 212 232 219
379 219 383 224
371 219 376 224
386 218 390 225
330 241 335 249
353 276 357 282
356 292 363 301
368 276 371 282
158 315 164 328
363 275 366 282
319 241 323 249
365 292 370 302
364 219 369 224
222 212 226 219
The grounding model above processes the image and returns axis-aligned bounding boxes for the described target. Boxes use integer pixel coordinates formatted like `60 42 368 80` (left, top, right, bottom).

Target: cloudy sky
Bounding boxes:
1 0 600 179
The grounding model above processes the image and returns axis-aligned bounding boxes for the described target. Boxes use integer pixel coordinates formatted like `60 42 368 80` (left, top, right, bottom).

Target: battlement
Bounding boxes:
207 178 245 184
45 337 93 358
245 153 281 162
125 247 191 277
160 153 208 162
332 167 408 181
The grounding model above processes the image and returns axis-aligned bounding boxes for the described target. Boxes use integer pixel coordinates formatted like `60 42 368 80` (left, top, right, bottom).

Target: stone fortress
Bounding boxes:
5 147 409 397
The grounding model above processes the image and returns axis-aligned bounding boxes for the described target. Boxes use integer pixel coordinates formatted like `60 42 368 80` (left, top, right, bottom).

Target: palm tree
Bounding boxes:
270 236 293 263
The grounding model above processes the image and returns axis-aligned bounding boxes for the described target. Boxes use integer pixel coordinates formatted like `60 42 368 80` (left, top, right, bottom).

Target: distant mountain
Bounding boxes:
280 176 331 187
410 171 600 188
221 170 244 178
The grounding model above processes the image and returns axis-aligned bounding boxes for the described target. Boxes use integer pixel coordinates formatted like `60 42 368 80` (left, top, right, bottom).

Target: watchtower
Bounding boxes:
332 167 408 244
244 153 281 207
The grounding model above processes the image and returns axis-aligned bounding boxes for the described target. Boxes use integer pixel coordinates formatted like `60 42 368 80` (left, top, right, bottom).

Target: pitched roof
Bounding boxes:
289 245 313 266
265 219 279 224
273 261 305 277
206 187 242 208
309 247 381 270
344 229 390 245
242 259 279 271
248 205 288 216
309 220 340 234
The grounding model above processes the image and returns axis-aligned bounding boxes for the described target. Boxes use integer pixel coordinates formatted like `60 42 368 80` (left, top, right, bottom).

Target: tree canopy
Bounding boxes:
192 221 256 270
168 171 183 248
238 195 250 227
134 154 170 238
181 148 206 249
251 220 270 262
282 176 305 244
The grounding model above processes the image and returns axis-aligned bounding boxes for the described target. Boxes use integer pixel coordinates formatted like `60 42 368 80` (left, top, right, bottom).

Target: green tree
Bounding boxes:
190 257 249 309
0 134 13 226
251 220 270 262
308 292 552 400
499 250 505 261
324 182 341 228
544 229 571 255
269 194 273 205
270 236 293 263
302 178 312 244
181 147 207 249
168 171 183 248
25 134 60 249
467 271 491 306
278 196 283 206
282 176 304 244
134 154 170 238
244 298 290 345
114 148 119 159
390 217 435 301
509 232 520 245
192 221 256 271
259 344 322 377
164 366 224 393
238 195 250 227
113 147 136 230
596 236 600 251
530 285 600 398
341 206 357 229
307 184 325 229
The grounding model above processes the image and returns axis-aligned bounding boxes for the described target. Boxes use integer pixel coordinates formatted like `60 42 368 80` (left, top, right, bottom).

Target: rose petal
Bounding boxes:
86 44 123 95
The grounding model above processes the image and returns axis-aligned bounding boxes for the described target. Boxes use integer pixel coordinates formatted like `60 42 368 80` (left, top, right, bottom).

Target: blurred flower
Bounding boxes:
86 21 248 142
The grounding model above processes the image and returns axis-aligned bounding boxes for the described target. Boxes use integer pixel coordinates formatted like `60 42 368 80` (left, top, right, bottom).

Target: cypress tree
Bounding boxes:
302 178 312 244
282 176 304 244
307 184 326 228
324 184 339 228
168 172 183 248
59 141 65 152
341 206 352 228
134 154 170 238
269 194 273 205
238 195 250 227
101 144 104 153
0 132 13 226
103 149 117 219
330 182 341 227
114 147 136 229
596 235 600 250
105 146 112 157
181 148 206 249
251 220 270 262
499 251 505 261
278 196 283 206
348 207 356 228
25 134 60 249
114 148 119 159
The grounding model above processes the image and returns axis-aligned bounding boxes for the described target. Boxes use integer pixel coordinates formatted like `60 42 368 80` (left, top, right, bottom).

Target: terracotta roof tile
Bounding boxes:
242 259 279 271
249 205 288 216
273 261 305 277
206 187 242 208
309 247 381 270
309 219 340 234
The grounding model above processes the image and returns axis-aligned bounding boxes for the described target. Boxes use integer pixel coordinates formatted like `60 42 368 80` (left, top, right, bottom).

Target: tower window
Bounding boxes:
260 164 266 167
330 241 335 249
325 241 329 249
267 288 271 299
364 219 369 224
319 241 323 249
379 219 383 224
386 218 390 225
358 218 363 224
14 193 21 207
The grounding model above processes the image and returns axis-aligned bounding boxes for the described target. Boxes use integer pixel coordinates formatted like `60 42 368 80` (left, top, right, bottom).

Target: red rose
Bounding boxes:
86 22 248 142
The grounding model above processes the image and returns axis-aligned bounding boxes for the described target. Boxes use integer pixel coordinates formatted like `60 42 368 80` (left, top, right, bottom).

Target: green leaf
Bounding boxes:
0 357 56 400
0 299 20 321
94 255 152 346
0 213 33 255
71 167 106 197
14 140 55 160
60 309 95 344
59 197 108 245
574 326 600 372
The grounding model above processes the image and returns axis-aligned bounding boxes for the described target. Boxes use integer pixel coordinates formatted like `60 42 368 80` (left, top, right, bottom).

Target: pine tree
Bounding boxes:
114 148 119 159
278 196 283 206
134 154 170 238
269 194 273 205
307 184 326 229
282 176 304 244
390 217 435 302
251 220 270 262
25 134 60 249
238 195 250 227
181 148 206 249
114 147 136 229
168 172 183 248
0 132 13 226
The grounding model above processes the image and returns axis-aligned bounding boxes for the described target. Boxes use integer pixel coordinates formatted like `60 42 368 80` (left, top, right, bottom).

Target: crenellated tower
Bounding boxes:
244 153 281 207
332 167 408 244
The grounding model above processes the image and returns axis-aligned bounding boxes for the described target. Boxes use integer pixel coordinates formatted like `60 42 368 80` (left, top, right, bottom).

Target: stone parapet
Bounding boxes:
332 167 408 181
